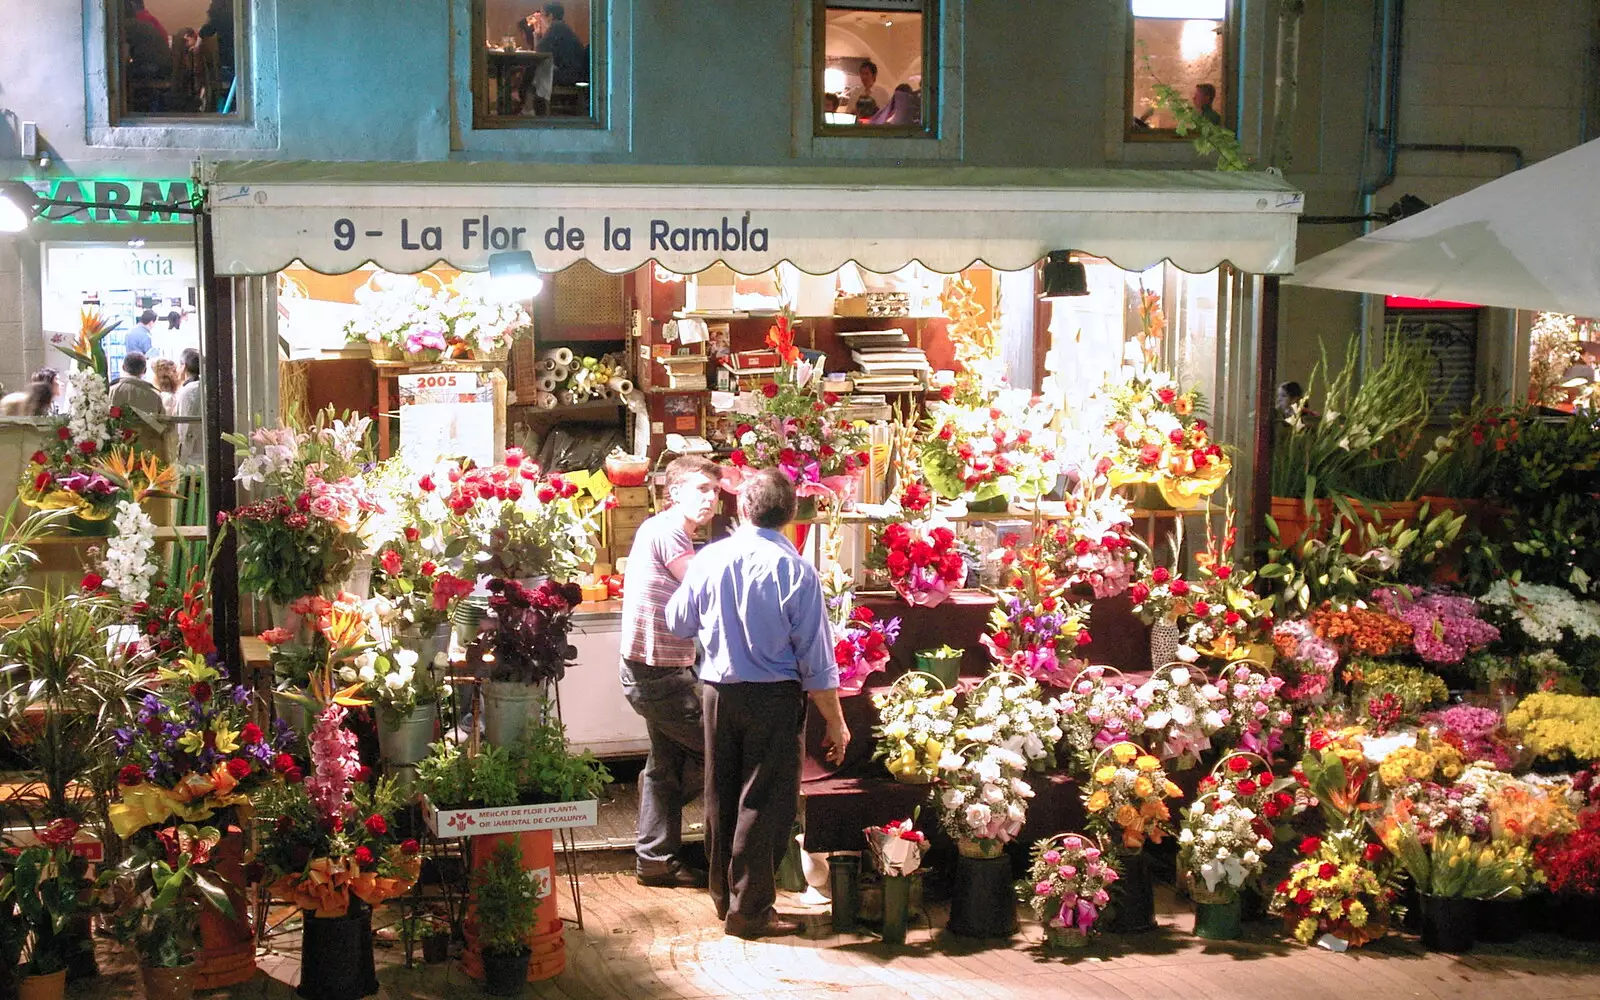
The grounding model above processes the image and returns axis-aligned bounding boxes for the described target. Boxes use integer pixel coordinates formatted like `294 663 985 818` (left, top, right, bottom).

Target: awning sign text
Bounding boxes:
329 212 770 255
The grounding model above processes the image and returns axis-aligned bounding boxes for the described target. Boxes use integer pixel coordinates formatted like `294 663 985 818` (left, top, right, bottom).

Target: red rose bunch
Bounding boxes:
869 520 967 608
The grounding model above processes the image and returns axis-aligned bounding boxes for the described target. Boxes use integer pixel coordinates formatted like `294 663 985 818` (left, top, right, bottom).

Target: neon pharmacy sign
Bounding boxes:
35 178 194 224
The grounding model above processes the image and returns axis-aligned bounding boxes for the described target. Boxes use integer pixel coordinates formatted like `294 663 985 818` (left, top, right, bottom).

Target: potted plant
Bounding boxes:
473 842 538 996
0 819 93 1000
415 707 613 817
1016 833 1118 950
419 914 452 964
481 578 583 746
99 824 234 1000
911 645 964 687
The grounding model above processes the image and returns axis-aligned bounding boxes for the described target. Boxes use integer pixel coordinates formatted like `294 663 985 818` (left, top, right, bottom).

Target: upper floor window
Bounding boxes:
814 0 937 137
110 0 248 119
1127 0 1229 139
472 0 601 128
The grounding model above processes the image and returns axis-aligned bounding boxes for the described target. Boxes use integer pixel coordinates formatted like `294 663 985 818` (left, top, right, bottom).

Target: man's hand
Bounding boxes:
823 719 851 766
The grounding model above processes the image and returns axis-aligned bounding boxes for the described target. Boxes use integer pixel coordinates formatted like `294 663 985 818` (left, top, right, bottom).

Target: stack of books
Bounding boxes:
723 349 782 377
850 344 928 393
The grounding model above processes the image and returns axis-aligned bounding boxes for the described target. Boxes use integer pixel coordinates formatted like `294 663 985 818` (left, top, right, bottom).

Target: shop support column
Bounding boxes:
1249 276 1280 554
199 210 241 678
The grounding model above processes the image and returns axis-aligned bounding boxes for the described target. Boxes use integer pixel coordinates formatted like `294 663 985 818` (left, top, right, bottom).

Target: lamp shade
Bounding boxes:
1038 251 1089 299
0 180 41 233
487 249 544 300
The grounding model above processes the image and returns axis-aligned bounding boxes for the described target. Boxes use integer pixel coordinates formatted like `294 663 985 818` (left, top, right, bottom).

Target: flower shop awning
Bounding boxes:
1287 137 1600 317
206 161 1304 277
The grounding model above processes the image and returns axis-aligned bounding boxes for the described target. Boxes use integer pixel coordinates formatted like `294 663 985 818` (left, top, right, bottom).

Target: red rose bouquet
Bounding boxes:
445 450 603 582
867 518 967 607
833 605 901 697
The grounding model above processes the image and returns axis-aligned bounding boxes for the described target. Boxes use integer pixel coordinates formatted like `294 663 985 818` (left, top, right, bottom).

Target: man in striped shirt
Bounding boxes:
619 455 722 888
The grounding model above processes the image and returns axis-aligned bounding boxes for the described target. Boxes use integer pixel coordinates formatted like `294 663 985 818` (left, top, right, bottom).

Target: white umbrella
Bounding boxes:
1287 138 1600 318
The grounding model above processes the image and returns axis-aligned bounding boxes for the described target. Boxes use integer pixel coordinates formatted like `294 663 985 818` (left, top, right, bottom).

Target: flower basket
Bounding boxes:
368 342 402 362
403 348 444 365
470 344 511 363
1045 924 1090 950
957 837 1005 859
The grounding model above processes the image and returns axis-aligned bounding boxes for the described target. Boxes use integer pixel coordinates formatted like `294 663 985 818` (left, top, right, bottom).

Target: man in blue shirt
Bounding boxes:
125 309 157 357
666 468 849 939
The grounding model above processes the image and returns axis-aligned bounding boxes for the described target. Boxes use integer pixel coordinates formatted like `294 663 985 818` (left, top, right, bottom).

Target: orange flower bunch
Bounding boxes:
270 848 422 918
1309 607 1413 657
1083 742 1183 851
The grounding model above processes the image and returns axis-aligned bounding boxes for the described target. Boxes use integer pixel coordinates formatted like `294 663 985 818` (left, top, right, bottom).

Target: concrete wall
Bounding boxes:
0 0 1596 390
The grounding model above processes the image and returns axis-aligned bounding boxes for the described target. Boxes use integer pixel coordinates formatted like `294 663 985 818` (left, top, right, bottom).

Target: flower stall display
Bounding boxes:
1094 355 1228 508
1506 693 1600 762
920 389 1058 507
936 743 1035 857
832 605 901 697
1132 512 1275 666
1133 665 1227 768
1270 731 1398 947
1057 666 1147 772
1177 788 1274 938
343 271 530 360
864 815 929 945
1017 834 1118 949
872 672 958 784
866 518 968 608
1213 660 1293 759
1369 587 1500 667
980 530 1094 685
725 316 870 505
19 311 172 524
223 409 382 604
1479 580 1600 685
953 672 1064 772
1082 742 1181 852
108 653 295 839
445 451 603 583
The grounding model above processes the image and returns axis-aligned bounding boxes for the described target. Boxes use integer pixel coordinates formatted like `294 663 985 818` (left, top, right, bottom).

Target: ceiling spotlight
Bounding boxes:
488 250 544 301
1038 251 1090 300
0 180 43 233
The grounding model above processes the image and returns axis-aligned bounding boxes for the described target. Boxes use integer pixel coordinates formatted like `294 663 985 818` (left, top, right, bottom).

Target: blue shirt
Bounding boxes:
665 525 838 692
125 325 153 356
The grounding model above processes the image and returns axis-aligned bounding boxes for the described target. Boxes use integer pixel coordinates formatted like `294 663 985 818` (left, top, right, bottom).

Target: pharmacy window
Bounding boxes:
815 0 938 137
473 0 602 128
108 0 248 119
1126 0 1231 140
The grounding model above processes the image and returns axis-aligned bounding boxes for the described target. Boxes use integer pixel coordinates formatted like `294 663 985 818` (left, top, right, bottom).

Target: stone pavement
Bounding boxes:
72 858 1600 1000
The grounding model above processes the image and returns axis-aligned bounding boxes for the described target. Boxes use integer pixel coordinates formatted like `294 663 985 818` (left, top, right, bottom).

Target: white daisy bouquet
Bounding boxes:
1135 664 1227 768
954 672 1064 772
1177 788 1275 903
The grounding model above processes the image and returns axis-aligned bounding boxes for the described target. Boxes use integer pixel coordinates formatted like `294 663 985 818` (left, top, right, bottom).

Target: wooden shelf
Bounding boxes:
30 525 208 545
509 399 624 415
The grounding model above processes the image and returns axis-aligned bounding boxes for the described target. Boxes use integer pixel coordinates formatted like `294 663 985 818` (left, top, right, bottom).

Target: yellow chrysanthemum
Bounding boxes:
1295 917 1319 943
1112 743 1138 764
1347 901 1368 927
1135 754 1160 772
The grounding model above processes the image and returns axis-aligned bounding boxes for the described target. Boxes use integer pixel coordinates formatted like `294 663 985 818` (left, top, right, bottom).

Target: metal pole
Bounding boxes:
1251 276 1281 554
197 208 242 678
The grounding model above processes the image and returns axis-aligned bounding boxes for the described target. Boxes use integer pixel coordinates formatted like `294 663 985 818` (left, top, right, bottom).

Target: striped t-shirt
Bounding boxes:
619 511 697 667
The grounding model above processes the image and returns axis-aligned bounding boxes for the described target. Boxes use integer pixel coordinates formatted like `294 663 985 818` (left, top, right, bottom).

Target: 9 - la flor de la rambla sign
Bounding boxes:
32 178 194 224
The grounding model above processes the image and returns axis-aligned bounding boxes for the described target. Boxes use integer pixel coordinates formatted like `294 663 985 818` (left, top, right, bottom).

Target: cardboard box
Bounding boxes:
686 264 736 313
423 797 600 839
613 486 652 508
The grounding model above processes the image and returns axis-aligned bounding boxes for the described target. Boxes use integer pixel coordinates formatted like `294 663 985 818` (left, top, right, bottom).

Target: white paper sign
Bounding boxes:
398 371 495 469
423 797 600 839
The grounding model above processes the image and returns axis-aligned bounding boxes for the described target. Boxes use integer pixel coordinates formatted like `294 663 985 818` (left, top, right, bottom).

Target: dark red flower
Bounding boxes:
1317 862 1337 880
1228 756 1251 773
226 758 252 780
81 573 104 591
273 753 297 773
354 766 372 783
761 382 779 399
1363 842 1385 862
1299 836 1322 856
364 814 388 836
57 427 71 440
29 450 47 464
353 846 374 866
188 682 212 703
118 764 145 786
284 767 304 784
39 818 80 848
1294 888 1314 905
380 549 403 576
400 839 421 855
240 722 264 745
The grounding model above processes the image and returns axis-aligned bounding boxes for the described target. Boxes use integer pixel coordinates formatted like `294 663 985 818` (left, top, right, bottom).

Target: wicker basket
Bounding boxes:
369 342 402 361
470 344 511 362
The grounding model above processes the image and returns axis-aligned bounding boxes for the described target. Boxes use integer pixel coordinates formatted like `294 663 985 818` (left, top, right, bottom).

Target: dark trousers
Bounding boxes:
702 680 806 923
619 659 704 871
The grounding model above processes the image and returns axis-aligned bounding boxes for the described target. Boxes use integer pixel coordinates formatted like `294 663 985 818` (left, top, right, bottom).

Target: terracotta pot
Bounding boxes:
139 964 196 1000
18 969 67 1000
1267 496 1331 545
195 827 255 989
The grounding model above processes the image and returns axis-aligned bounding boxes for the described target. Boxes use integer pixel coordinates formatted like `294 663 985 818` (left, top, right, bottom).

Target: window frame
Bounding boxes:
104 0 252 125
469 0 607 131
1123 0 1235 143
811 0 940 140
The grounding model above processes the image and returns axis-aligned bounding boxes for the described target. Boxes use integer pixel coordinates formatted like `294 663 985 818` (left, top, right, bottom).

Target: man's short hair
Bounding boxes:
139 309 158 325
665 455 721 494
859 59 878 78
122 351 148 377
1195 83 1217 104
738 468 796 530
544 2 565 19
181 347 201 378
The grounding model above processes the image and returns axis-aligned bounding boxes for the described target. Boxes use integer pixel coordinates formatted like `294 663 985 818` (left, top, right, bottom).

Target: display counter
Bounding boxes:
561 602 650 758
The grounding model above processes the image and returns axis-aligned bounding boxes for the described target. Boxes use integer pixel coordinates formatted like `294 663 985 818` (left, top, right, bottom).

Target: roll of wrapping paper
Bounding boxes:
539 346 575 366
536 374 560 393
622 389 647 412
539 357 559 372
548 363 571 382
535 391 558 409
608 376 635 395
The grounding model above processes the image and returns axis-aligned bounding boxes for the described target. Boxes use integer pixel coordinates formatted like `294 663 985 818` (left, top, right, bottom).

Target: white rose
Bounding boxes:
394 648 419 669
358 663 377 684
1175 645 1200 663
1169 667 1191 686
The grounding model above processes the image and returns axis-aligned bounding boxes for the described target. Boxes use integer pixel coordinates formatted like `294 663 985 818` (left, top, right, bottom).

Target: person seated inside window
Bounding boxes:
867 84 920 126
123 0 173 112
851 60 889 120
537 2 588 87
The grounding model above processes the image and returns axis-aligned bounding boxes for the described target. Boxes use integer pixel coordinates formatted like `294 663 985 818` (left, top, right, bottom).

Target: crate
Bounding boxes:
612 486 651 508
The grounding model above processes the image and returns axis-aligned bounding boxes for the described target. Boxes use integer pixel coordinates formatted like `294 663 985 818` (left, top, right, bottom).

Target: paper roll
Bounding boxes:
535 391 558 409
539 358 559 372
539 347 575 366
608 377 634 395
537 375 560 393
